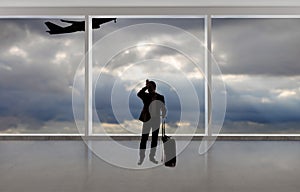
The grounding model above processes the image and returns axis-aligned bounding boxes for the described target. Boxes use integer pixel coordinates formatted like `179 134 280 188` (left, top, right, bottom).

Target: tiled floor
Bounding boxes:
0 140 300 192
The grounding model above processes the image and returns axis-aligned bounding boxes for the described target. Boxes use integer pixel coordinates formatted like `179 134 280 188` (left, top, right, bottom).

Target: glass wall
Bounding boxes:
0 18 85 134
212 17 300 133
1 15 299 136
92 17 205 134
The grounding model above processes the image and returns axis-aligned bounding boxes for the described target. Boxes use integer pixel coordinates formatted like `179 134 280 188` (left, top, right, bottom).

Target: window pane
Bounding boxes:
212 18 300 133
92 17 205 134
0 18 85 134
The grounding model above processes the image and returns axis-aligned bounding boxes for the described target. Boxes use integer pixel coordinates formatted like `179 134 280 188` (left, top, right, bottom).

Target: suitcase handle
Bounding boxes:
161 118 166 163
161 118 166 137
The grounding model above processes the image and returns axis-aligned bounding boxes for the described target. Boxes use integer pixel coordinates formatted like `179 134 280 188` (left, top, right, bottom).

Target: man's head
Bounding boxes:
147 81 156 94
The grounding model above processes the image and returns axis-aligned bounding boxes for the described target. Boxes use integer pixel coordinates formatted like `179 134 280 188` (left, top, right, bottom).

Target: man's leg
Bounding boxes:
149 128 159 158
138 122 150 165
149 118 160 163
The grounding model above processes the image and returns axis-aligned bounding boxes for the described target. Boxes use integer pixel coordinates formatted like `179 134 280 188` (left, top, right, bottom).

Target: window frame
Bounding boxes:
0 7 300 137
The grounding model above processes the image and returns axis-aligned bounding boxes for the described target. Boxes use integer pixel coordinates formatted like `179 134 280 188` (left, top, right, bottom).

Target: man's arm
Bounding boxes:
137 86 147 99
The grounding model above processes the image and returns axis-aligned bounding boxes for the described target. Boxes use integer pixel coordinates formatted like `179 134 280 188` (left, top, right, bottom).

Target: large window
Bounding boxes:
92 17 205 135
1 15 299 136
212 17 300 134
0 17 85 134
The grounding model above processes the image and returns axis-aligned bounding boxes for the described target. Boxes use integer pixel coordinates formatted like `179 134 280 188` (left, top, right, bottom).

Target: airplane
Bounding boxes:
45 18 117 34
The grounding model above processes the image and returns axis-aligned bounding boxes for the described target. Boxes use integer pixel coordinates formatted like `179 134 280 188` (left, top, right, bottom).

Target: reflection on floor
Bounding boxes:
0 140 300 192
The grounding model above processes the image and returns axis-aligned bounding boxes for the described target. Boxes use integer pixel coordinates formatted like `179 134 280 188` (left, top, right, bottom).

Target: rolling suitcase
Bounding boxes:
161 120 176 167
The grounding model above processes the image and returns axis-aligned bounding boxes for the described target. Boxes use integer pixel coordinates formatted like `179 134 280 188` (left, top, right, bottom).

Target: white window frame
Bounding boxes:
0 7 300 138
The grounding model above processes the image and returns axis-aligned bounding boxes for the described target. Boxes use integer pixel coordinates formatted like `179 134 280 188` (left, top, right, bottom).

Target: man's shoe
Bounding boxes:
149 157 158 164
137 158 144 165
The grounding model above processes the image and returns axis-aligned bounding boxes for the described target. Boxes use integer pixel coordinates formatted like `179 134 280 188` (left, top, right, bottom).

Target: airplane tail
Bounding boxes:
45 22 64 34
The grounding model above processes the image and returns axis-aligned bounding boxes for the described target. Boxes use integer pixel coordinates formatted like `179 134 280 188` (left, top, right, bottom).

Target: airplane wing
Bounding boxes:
60 19 82 24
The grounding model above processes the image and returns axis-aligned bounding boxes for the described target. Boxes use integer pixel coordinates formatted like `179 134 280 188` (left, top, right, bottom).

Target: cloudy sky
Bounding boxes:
0 17 299 134
0 18 85 133
213 18 300 133
92 18 205 134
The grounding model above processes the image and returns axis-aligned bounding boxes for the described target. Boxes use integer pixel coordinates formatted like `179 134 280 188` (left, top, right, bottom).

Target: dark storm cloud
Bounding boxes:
94 73 117 123
226 85 300 123
211 18 300 132
0 17 205 133
0 18 84 132
93 18 205 43
94 74 185 124
213 18 300 76
220 84 300 133
92 17 206 127
3 17 299 133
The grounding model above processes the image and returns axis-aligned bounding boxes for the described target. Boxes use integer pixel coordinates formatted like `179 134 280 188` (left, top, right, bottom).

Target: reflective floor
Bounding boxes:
0 140 300 192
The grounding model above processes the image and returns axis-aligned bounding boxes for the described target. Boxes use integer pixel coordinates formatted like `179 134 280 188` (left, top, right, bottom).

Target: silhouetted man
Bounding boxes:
137 79 166 165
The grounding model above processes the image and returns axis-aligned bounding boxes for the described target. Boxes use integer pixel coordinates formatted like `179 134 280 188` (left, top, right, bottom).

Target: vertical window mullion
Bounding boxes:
205 15 212 136
85 15 92 136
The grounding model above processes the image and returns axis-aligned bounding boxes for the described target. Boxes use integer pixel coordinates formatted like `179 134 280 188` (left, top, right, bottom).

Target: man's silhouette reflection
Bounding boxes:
137 80 166 165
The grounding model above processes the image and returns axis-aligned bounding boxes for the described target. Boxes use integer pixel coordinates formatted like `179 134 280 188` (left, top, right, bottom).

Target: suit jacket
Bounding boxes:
137 87 166 122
